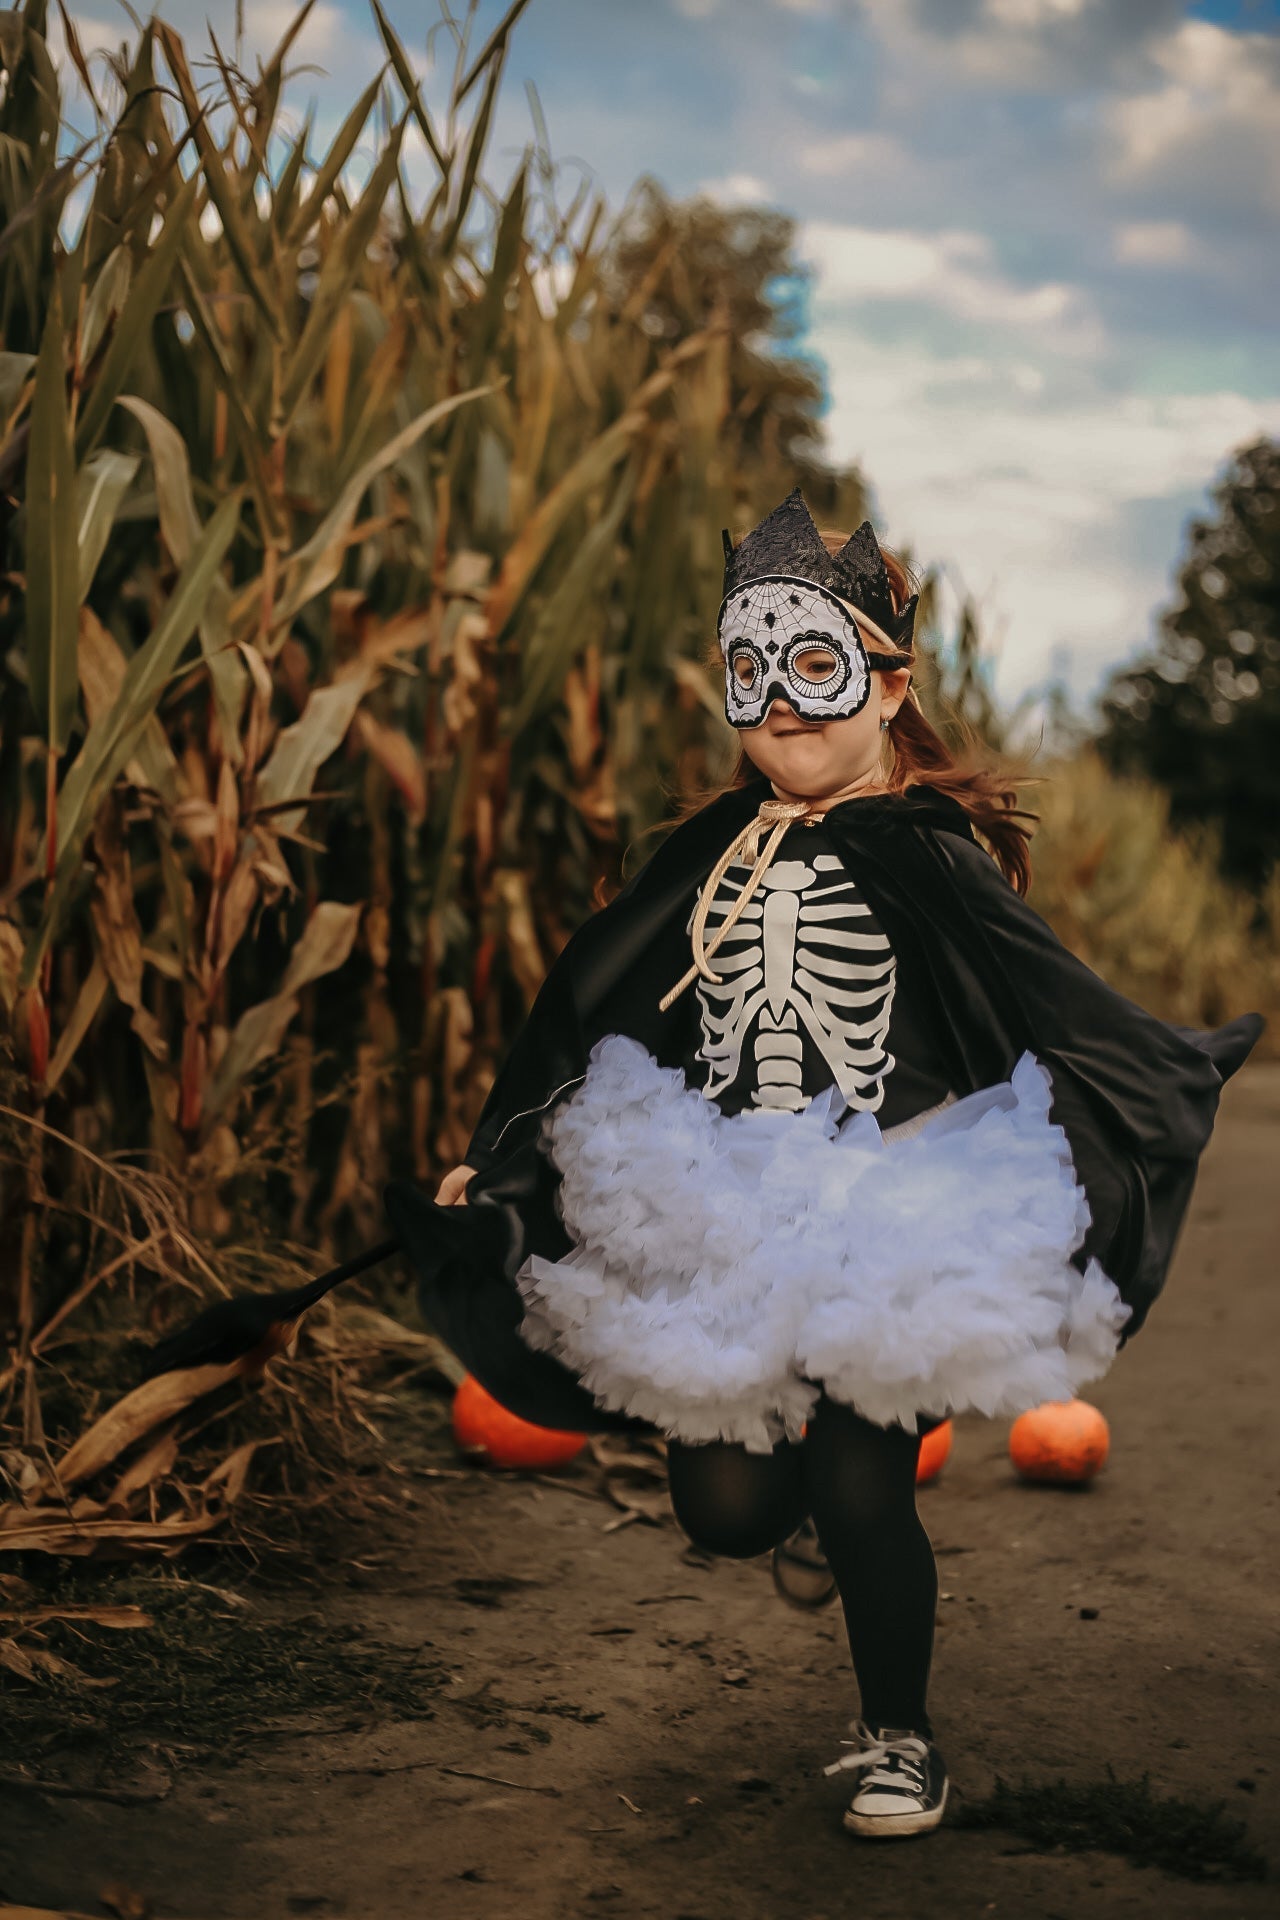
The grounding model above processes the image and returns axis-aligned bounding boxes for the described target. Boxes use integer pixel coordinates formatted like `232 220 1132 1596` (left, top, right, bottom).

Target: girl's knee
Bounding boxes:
671 1498 789 1561
667 1441 804 1560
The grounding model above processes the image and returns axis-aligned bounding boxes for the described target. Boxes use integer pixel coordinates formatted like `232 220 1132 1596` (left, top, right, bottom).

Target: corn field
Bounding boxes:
0 0 1274 1488
0 0 881 1387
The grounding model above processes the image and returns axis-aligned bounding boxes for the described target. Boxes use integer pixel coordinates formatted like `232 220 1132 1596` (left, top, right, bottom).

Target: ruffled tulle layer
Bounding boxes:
515 1034 1132 1453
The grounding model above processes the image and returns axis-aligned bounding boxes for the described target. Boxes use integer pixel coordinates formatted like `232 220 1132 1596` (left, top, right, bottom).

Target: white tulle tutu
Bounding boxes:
514 1034 1132 1453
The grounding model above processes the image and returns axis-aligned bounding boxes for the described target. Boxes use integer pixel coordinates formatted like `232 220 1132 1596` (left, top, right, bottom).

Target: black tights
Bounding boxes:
667 1395 938 1740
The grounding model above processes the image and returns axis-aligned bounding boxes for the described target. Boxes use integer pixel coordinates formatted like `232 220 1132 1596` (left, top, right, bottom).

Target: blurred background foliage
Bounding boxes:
0 0 1276 1470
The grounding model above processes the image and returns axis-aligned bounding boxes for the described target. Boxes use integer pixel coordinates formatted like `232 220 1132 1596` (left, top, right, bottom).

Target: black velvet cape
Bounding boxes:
385 773 1263 1434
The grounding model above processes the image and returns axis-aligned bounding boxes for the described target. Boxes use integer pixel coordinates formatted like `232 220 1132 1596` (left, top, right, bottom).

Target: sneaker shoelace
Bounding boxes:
823 1721 931 1794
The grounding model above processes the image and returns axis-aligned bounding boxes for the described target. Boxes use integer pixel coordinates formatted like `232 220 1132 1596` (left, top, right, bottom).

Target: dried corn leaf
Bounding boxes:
105 1426 181 1511
353 711 427 821
53 1360 243 1490
1 1447 45 1501
77 607 180 804
0 1636 42 1681
255 679 368 831
90 814 168 1061
100 1885 151 1920
0 1605 152 1629
212 854 260 978
0 1906 121 1920
44 957 109 1092
0 917 24 1015
492 869 546 1008
280 901 362 996
0 1442 264 1557
23 1646 118 1686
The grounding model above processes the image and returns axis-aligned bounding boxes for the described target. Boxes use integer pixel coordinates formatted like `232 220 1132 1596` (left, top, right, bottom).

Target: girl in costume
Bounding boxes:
388 489 1261 1841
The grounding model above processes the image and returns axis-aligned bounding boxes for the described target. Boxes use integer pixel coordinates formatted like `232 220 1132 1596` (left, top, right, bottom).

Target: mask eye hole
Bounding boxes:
791 646 839 683
781 631 852 705
726 639 766 704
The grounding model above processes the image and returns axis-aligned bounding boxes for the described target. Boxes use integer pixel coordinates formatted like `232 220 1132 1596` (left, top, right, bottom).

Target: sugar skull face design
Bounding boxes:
718 577 872 729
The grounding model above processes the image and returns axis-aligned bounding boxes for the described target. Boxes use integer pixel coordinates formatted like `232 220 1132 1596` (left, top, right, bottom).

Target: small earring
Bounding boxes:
879 717 889 732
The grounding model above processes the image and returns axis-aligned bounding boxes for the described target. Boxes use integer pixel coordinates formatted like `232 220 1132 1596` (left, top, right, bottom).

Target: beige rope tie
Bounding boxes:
658 797 822 1013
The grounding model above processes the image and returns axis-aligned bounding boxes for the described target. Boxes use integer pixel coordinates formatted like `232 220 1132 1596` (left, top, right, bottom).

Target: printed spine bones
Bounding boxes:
692 842 897 1113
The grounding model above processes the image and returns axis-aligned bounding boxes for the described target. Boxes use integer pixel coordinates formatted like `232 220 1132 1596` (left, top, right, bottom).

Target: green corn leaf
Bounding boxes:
553 197 605 337
0 143 89 270
371 0 449 177
157 24 281 341
25 279 80 751
285 70 385 247
78 244 132 372
19 487 244 990
487 408 641 640
0 349 34 422
456 0 535 104
463 165 526 385
255 0 318 89
278 114 409 427
509 461 637 735
271 111 313 234
117 393 247 762
117 393 200 560
440 45 506 258
76 447 141 601
173 251 281 544
73 169 200 461
272 381 497 632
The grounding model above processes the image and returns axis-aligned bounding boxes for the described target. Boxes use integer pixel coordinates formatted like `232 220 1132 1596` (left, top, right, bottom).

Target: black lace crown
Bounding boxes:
720 488 918 656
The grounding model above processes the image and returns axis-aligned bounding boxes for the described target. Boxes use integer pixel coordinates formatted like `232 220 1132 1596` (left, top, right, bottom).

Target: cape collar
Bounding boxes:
736 768 976 840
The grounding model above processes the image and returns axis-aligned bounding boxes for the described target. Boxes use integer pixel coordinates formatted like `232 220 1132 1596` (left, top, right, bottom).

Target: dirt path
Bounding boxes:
3 1066 1278 1920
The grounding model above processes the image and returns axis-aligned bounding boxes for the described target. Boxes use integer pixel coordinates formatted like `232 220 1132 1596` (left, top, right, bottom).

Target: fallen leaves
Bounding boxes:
588 1435 672 1532
0 1343 266 1561
0 1600 152 1690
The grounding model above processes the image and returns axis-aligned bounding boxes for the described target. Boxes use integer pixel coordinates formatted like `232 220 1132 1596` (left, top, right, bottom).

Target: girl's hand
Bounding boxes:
435 1163 477 1207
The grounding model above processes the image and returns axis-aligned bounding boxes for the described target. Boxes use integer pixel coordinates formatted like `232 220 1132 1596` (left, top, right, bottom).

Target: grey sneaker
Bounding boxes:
824 1719 949 1837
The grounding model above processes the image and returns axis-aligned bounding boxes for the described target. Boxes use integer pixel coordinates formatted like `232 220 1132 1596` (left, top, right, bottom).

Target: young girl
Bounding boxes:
386 489 1261 1841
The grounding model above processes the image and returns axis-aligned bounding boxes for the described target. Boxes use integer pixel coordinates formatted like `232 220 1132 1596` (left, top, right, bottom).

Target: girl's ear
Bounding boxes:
880 667 913 722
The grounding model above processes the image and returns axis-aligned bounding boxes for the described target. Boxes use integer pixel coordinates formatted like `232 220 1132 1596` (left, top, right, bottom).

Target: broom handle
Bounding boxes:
297 1235 402 1308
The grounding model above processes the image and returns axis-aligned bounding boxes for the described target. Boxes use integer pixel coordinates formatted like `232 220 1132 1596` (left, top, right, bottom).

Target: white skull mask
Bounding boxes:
717 577 871 729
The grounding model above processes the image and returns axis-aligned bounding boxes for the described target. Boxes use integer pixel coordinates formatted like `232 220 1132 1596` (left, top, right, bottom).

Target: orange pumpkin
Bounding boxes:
916 1419 953 1484
1009 1398 1110 1483
452 1373 587 1470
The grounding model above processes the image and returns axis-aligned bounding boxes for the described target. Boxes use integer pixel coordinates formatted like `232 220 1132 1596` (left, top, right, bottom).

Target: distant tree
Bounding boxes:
1096 437 1280 888
601 181 866 524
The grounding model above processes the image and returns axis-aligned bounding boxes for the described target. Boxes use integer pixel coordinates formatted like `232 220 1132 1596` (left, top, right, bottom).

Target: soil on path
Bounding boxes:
2 1067 1277 1920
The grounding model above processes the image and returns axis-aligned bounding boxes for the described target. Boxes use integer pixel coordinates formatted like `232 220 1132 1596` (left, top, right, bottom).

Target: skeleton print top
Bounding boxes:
683 816 958 1131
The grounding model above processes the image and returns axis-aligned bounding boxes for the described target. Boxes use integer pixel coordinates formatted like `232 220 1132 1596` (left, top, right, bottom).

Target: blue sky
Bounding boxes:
62 0 1280 706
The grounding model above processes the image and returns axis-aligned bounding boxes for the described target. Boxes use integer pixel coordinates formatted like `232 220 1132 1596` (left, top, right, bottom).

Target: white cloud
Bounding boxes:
1111 219 1196 266
806 303 1280 702
1103 20 1280 214
802 222 1104 354
799 131 905 180
698 172 773 205
858 0 1186 95
984 0 1095 25
236 2 348 58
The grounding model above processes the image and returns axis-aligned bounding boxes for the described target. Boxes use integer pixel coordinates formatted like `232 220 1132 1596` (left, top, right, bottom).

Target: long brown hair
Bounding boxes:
864 534 1036 891
644 529 1036 896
